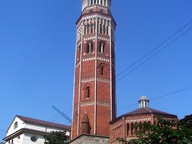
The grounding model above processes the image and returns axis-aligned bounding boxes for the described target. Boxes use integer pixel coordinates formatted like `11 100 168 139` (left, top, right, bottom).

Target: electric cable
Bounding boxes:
48 19 192 123
118 86 192 110
117 25 192 82
116 19 192 78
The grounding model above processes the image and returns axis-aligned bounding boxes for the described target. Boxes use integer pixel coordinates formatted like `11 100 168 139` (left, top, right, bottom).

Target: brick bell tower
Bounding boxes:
71 0 116 140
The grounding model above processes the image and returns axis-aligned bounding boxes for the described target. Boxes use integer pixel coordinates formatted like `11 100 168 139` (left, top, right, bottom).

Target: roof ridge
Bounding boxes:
16 115 70 129
123 107 177 117
144 107 152 113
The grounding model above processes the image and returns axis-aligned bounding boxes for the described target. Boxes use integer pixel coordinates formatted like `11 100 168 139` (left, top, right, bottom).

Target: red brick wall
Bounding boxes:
71 3 116 140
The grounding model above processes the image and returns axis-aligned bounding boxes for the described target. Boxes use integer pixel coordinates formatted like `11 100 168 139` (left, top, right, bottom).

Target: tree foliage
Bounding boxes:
44 131 69 144
117 115 192 144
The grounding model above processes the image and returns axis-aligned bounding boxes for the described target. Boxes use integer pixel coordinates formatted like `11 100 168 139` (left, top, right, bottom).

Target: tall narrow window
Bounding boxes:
127 123 129 136
131 123 134 135
90 24 93 33
103 26 105 34
99 43 104 53
89 43 93 52
100 24 102 33
14 122 18 129
86 43 93 53
86 43 89 53
85 86 90 98
100 67 104 76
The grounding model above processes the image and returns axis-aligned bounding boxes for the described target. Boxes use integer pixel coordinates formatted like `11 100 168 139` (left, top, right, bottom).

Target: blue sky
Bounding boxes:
0 0 192 141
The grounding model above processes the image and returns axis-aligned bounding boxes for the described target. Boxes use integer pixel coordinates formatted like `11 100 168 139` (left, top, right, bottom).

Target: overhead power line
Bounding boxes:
118 86 192 110
49 19 192 123
117 21 192 81
116 20 192 78
0 129 6 133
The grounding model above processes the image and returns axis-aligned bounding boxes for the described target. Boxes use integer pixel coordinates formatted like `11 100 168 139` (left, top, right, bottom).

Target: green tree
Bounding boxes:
44 131 69 144
118 115 192 144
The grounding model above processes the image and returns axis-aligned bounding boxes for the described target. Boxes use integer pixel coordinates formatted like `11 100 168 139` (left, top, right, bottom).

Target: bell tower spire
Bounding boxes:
71 0 116 139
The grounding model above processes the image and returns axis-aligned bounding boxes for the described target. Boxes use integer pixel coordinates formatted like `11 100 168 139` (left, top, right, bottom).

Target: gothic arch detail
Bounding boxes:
98 63 107 76
85 41 94 54
98 41 106 53
83 84 92 99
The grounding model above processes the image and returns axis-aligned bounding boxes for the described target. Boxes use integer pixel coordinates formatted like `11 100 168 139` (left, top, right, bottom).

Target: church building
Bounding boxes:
2 1 179 144
70 1 178 144
109 96 178 143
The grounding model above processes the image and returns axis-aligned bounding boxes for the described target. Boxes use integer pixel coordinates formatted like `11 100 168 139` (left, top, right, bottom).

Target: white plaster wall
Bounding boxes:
24 123 70 135
22 133 45 144
5 116 70 144
6 117 25 136
5 134 23 144
5 133 46 144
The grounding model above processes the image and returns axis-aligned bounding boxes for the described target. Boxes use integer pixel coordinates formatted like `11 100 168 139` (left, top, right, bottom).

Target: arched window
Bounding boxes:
131 123 134 135
104 0 106 6
90 24 93 33
86 42 93 53
14 122 18 129
100 67 104 76
99 42 105 53
106 26 108 35
100 24 102 33
127 123 129 136
98 64 107 76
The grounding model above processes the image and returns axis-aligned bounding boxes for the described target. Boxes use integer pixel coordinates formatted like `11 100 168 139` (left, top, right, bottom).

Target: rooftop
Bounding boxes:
16 115 70 130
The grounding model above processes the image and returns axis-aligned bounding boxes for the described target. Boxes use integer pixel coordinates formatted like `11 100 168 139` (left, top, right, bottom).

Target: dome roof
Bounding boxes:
139 96 148 101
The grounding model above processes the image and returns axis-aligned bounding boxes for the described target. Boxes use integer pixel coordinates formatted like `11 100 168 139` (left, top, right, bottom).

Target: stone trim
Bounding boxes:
69 134 109 144
126 118 151 123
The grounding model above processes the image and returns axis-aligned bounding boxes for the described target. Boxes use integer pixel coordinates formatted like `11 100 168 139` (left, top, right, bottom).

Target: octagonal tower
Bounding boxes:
71 0 116 140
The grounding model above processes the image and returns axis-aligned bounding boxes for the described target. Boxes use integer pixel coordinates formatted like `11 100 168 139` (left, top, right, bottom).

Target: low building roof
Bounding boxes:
124 107 177 117
16 115 70 130
110 107 177 124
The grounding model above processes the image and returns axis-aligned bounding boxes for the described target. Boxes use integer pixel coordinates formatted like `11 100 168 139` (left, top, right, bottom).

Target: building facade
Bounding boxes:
3 115 70 144
109 96 178 144
71 0 116 140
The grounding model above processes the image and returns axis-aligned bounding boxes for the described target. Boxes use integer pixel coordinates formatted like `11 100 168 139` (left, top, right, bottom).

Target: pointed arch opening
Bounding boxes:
98 41 105 53
83 84 92 99
98 63 107 76
86 42 93 53
86 86 90 98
